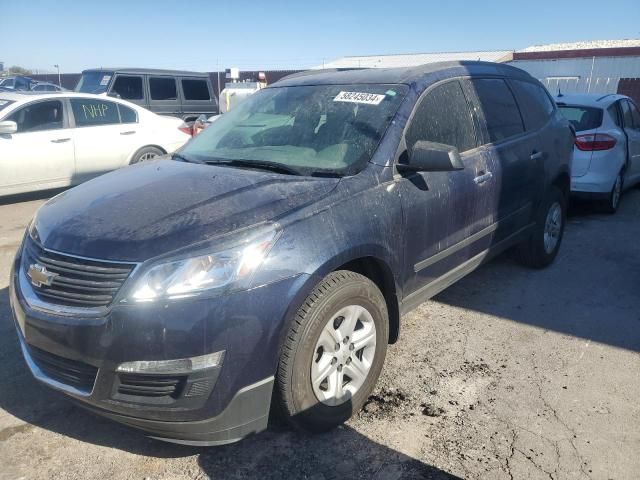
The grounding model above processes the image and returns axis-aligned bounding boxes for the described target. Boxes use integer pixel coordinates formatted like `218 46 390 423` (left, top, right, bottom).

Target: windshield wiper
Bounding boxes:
172 153 202 164
204 159 301 175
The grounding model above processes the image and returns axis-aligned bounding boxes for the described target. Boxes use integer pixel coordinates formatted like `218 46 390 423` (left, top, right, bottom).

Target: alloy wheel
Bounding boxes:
543 201 562 254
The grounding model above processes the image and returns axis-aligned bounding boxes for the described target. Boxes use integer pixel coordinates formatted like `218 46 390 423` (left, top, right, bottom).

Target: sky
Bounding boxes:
2 0 640 74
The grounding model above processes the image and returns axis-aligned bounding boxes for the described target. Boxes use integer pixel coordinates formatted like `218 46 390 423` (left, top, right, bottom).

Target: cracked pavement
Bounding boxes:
1 189 639 480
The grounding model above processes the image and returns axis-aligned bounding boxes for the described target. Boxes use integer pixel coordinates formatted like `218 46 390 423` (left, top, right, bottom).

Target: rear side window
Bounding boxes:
182 79 210 100
112 75 143 100
406 80 477 153
470 78 524 143
509 80 554 131
7 100 64 132
628 100 640 128
559 106 603 132
118 104 137 123
607 103 622 127
149 77 177 100
71 98 120 127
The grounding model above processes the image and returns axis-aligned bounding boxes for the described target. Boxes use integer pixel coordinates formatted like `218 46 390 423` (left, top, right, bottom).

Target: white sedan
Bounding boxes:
0 91 190 197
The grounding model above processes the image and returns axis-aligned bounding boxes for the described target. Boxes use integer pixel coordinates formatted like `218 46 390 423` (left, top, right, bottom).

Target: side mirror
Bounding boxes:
397 141 465 172
107 91 121 99
0 120 17 135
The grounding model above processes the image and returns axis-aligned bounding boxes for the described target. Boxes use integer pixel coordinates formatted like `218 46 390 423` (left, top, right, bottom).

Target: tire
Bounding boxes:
129 146 164 164
599 171 623 214
275 271 388 432
516 186 566 269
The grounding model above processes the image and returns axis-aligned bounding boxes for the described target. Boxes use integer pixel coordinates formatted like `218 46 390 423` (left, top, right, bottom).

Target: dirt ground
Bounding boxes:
0 189 639 480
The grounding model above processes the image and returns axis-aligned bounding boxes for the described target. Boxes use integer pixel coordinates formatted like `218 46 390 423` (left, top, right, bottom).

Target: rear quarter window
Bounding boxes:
558 106 603 132
182 79 210 100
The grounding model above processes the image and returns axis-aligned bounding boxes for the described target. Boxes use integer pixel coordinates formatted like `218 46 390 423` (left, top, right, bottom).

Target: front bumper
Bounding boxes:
10 251 308 445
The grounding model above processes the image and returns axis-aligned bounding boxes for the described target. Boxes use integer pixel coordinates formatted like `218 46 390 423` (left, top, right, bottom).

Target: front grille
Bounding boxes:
22 237 135 307
118 374 185 398
28 345 98 392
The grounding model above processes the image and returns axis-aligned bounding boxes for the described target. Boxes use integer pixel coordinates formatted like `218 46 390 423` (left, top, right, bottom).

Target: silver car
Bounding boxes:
556 93 640 212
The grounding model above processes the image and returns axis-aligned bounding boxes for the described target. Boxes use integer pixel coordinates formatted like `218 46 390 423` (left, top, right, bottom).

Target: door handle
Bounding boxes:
51 138 70 143
474 171 493 185
120 130 136 135
530 151 545 161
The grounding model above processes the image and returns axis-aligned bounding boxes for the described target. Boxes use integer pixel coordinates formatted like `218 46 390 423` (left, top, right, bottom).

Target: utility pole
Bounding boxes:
54 64 61 87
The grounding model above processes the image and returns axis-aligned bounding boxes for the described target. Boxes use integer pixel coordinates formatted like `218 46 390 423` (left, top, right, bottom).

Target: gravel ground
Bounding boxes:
0 188 639 480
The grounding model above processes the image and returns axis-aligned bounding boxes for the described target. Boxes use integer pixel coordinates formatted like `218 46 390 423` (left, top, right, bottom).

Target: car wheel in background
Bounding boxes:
600 172 623 214
516 186 566 269
130 146 164 164
275 271 388 432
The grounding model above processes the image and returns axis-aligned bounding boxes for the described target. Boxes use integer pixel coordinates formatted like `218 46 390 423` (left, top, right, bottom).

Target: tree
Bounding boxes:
8 65 32 75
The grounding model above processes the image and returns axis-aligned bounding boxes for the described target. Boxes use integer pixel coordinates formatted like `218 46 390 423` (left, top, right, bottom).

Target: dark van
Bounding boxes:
12 61 573 445
75 68 218 120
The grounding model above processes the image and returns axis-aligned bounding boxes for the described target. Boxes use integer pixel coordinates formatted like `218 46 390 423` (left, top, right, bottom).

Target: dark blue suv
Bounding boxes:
10 62 573 445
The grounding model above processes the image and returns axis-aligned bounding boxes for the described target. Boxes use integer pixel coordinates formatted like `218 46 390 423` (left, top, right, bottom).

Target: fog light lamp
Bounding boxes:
116 350 225 375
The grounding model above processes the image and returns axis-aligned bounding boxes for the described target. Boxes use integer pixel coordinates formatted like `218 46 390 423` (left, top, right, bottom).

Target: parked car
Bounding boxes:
556 93 640 212
10 62 572 445
0 91 190 196
0 75 36 91
74 68 219 121
31 82 65 92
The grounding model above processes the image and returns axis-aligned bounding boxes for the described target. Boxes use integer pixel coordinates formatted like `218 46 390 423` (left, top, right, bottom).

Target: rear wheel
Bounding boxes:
275 271 388 432
600 171 623 214
516 186 566 269
130 146 164 164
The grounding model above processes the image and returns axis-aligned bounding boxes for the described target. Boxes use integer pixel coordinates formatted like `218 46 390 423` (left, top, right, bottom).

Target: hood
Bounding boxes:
32 160 339 261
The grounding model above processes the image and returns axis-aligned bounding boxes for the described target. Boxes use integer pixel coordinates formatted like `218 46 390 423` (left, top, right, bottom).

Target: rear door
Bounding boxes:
148 76 181 117
179 77 215 119
464 77 538 237
621 99 640 182
69 97 137 180
398 79 499 297
0 99 74 193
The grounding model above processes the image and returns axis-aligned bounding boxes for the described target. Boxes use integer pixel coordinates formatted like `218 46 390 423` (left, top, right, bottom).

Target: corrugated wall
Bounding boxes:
508 56 640 103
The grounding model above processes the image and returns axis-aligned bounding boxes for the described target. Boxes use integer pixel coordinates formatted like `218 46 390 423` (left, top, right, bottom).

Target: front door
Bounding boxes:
621 99 640 183
0 99 75 194
398 79 499 301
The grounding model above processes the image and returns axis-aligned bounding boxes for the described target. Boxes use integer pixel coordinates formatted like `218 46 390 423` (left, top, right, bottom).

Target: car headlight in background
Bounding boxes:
128 229 278 302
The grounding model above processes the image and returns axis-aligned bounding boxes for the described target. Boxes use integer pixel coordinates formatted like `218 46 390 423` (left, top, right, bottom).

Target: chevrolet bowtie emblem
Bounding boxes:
27 263 58 288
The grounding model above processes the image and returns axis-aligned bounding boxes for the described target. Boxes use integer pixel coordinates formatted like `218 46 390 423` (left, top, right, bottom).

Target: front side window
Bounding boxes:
470 78 524 143
406 80 476 153
180 84 408 176
509 80 554 131
112 75 143 100
7 100 64 132
70 98 119 127
182 79 210 100
149 77 177 100
558 106 603 132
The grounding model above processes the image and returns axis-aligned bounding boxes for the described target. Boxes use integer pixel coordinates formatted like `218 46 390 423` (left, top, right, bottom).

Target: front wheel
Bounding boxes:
516 186 566 269
275 271 388 432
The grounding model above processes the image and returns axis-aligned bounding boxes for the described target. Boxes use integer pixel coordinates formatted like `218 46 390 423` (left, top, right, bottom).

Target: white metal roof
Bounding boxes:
520 39 640 52
314 50 513 69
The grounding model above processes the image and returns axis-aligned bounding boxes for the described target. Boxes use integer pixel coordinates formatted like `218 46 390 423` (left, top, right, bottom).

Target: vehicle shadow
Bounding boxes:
0 187 69 206
0 286 458 478
432 190 640 353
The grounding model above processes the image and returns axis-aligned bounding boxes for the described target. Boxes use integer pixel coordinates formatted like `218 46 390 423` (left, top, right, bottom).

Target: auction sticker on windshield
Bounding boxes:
334 91 386 105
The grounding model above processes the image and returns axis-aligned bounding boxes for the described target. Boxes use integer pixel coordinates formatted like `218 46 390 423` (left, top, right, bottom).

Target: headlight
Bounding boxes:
128 229 278 302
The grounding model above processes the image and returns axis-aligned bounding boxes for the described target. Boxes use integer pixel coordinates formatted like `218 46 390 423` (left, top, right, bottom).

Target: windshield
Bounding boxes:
75 71 114 94
559 106 603 132
180 84 408 176
0 99 14 112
